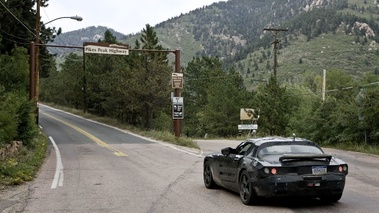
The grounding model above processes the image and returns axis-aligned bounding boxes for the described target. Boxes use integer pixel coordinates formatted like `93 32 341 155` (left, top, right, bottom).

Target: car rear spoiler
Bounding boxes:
279 154 332 162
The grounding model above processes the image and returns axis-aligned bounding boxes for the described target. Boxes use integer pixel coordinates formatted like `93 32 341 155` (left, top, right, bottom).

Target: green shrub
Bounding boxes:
0 111 17 146
0 90 37 147
16 100 38 147
0 134 48 186
0 91 18 146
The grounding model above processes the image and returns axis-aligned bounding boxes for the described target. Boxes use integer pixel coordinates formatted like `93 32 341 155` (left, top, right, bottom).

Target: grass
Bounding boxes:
324 142 379 155
0 133 48 188
221 133 379 156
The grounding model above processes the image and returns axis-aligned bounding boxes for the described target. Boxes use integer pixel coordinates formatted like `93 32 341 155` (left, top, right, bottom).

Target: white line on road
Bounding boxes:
49 136 64 189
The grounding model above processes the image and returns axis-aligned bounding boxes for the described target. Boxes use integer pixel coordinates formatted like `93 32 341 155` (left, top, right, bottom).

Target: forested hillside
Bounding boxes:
122 0 379 85
2 0 379 149
38 0 379 146
54 0 379 85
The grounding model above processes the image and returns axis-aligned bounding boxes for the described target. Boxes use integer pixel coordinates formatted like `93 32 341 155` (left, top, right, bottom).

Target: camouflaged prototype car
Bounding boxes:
203 137 348 205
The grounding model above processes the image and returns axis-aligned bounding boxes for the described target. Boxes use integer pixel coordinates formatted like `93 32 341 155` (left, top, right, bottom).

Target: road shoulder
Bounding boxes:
0 183 29 213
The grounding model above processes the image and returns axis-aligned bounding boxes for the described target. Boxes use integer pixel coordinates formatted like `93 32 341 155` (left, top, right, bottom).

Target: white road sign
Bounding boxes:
84 45 129 55
238 124 258 130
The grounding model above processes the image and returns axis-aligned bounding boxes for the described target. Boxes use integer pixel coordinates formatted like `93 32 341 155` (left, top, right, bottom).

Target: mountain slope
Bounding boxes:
52 0 379 87
48 26 125 56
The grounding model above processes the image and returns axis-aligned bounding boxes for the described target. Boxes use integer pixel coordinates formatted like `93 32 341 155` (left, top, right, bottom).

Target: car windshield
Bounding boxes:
258 144 323 157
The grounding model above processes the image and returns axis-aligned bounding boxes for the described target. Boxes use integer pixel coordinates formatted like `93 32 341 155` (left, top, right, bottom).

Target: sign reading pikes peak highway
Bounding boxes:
84 42 129 55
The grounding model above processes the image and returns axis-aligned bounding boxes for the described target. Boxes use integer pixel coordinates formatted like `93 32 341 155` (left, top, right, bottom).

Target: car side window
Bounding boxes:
251 145 258 157
237 143 252 155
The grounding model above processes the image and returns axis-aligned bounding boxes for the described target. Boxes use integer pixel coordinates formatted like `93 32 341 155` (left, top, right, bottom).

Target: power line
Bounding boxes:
185 74 242 81
0 29 31 41
283 81 379 97
0 1 36 37
0 35 31 45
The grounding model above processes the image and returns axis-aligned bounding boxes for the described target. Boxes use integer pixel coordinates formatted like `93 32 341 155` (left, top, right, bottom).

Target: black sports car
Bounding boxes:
203 137 348 205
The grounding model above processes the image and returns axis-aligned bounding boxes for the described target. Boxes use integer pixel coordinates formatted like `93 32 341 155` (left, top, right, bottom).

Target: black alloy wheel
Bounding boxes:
203 161 216 189
239 170 256 205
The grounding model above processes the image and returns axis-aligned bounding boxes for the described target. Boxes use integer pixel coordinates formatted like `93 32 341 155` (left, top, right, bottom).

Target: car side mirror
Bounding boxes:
221 147 232 155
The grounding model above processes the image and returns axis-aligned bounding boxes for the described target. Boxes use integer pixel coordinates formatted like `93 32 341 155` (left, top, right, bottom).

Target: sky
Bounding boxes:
41 0 226 35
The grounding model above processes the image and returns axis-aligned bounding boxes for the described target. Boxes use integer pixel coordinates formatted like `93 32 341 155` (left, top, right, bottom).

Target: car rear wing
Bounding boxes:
279 154 332 162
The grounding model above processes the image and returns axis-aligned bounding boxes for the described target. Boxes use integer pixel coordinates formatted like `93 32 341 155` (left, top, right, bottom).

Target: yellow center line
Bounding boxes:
43 112 127 157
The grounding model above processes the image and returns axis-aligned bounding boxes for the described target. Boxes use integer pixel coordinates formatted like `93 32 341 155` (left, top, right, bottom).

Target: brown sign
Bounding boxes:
240 108 257 120
172 73 183 89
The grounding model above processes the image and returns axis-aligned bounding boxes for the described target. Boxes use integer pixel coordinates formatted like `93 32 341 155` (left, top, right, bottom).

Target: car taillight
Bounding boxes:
338 165 348 172
264 167 277 175
271 168 277 175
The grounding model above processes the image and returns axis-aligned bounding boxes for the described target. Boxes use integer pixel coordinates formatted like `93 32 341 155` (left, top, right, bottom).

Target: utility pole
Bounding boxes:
29 42 35 101
33 0 41 123
263 28 288 79
35 0 41 101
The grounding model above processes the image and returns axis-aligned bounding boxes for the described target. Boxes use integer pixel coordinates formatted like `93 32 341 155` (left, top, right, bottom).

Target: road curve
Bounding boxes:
21 105 379 213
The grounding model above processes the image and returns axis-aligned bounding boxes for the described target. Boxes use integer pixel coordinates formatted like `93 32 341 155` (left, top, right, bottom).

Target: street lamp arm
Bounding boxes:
44 16 83 25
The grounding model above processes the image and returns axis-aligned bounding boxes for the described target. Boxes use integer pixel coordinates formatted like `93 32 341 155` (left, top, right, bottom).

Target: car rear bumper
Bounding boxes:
253 173 346 198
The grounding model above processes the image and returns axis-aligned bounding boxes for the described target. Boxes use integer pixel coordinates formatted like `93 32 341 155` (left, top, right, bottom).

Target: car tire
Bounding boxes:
239 170 257 205
319 193 343 203
203 161 217 189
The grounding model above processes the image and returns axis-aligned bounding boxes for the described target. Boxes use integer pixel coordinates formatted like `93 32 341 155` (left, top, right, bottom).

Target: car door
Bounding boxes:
211 153 225 183
221 142 253 183
219 147 235 183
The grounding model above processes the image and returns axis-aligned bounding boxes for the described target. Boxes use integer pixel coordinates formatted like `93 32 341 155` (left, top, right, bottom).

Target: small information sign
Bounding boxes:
172 97 184 119
172 73 183 89
238 124 258 130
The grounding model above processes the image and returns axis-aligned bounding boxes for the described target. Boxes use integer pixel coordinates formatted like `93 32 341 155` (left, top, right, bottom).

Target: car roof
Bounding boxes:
244 136 315 146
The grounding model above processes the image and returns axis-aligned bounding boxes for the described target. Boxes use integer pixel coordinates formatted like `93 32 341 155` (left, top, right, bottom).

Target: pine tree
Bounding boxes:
129 24 171 129
0 0 53 53
255 75 292 136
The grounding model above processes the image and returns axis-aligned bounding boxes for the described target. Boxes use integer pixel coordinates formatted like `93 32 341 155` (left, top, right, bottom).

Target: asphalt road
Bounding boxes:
18 104 379 212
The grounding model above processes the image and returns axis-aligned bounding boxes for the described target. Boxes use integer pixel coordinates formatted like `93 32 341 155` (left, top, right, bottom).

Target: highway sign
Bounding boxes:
84 45 129 55
83 42 129 55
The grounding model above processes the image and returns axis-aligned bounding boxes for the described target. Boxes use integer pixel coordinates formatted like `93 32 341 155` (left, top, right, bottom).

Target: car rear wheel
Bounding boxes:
239 170 257 205
203 161 216 189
